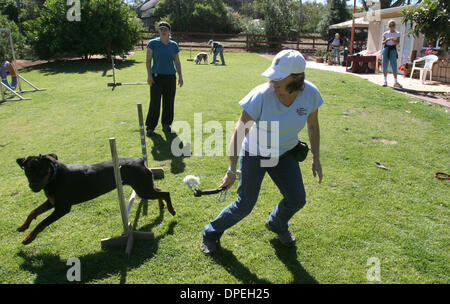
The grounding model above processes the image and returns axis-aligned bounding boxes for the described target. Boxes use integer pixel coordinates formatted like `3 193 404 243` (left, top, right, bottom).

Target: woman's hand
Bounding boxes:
312 158 323 184
147 75 154 86
219 172 236 190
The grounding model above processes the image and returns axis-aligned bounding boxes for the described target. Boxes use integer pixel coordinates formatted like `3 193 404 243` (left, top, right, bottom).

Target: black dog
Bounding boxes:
16 154 175 245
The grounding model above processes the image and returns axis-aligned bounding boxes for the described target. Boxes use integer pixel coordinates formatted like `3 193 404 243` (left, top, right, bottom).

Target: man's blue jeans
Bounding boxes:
212 46 225 65
332 48 340 64
203 153 306 242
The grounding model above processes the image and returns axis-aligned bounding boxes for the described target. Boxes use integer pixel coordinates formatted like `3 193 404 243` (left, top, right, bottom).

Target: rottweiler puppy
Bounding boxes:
16 154 175 244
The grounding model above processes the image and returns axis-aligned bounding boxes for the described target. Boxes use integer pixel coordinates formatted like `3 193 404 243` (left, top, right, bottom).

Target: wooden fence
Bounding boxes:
138 31 329 53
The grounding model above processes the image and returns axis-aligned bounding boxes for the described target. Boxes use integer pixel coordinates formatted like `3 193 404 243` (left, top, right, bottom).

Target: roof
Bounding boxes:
329 17 369 29
354 4 415 20
137 0 162 19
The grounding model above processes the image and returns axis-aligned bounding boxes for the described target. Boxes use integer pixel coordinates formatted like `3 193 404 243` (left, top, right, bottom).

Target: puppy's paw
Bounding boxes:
22 233 35 245
168 207 176 216
17 224 28 232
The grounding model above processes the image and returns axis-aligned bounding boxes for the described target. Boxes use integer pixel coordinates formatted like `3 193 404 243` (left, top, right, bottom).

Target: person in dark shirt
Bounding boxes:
208 40 226 65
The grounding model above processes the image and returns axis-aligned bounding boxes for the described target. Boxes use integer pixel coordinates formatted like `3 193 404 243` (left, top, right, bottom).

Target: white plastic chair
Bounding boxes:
410 55 438 84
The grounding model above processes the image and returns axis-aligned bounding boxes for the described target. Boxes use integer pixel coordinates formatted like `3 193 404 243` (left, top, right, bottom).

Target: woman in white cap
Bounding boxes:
201 50 324 254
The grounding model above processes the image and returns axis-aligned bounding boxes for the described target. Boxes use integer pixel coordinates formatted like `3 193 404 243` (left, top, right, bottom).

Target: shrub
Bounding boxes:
239 17 266 49
25 0 142 60
0 13 27 61
153 0 241 33
314 48 327 57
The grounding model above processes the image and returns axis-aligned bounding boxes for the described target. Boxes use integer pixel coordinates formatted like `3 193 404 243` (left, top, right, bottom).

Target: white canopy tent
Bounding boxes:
329 17 369 29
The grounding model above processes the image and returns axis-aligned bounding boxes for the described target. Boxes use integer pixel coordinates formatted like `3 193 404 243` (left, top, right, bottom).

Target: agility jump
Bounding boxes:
107 56 147 89
0 28 46 103
101 103 165 256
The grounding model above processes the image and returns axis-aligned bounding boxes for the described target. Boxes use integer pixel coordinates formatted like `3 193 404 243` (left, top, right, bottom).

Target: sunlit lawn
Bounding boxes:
0 50 448 283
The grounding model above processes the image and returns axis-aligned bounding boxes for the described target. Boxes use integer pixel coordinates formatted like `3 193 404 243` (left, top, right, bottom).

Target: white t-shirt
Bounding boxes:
239 80 324 157
331 38 341 47
383 31 400 46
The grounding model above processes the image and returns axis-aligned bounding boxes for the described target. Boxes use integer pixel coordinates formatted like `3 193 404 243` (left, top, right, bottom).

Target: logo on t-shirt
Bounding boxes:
296 107 307 116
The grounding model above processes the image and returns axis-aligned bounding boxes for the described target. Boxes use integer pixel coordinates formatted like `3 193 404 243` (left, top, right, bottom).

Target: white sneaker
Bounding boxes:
382 81 387 87
394 82 402 88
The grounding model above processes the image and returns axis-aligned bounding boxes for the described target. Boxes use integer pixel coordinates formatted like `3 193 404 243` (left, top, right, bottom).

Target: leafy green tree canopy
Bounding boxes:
153 0 240 33
401 0 449 55
317 0 351 37
0 13 27 60
25 0 142 60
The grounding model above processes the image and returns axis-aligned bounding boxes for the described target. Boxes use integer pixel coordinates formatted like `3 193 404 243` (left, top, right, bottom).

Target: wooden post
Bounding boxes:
246 34 249 52
350 0 356 54
125 103 164 218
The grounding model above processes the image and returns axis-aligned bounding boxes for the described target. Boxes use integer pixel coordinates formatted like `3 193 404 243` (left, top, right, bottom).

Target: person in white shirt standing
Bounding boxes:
331 33 341 65
201 50 324 255
382 20 402 88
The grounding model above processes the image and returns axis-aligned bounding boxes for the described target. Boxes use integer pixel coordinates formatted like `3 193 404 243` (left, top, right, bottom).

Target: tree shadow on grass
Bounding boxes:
210 247 271 284
22 58 137 77
269 239 318 284
17 219 177 284
148 131 188 175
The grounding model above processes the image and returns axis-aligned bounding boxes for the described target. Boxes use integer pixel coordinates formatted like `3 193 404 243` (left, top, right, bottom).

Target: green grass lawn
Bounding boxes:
0 50 448 284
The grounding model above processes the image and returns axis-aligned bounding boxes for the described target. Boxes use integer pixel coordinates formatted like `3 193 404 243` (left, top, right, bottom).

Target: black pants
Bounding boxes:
145 74 176 130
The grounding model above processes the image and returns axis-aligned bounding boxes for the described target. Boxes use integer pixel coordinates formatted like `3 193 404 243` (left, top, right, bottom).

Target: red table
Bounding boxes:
346 55 376 73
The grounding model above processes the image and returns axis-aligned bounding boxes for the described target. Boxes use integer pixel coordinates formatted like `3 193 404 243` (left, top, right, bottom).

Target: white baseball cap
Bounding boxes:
262 50 306 81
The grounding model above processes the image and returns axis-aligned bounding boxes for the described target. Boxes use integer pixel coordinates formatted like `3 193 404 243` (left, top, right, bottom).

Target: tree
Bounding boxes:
0 0 42 24
401 0 449 57
359 0 422 11
25 0 142 60
153 0 240 33
298 0 303 33
317 0 351 37
222 0 242 10
128 0 146 8
262 0 297 36
240 0 265 19
0 12 27 60
294 0 326 34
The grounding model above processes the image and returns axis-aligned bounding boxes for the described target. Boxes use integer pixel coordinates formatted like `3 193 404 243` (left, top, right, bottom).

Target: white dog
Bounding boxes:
194 52 209 64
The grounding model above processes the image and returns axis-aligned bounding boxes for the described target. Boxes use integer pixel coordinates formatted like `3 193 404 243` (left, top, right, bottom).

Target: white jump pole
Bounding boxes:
125 103 164 217
137 103 149 166
0 81 31 103
101 137 154 256
107 56 146 88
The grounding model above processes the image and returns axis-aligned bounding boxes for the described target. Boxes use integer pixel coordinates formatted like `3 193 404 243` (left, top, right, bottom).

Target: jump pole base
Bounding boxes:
103 138 157 256
150 167 164 180
101 223 154 256
107 82 121 87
